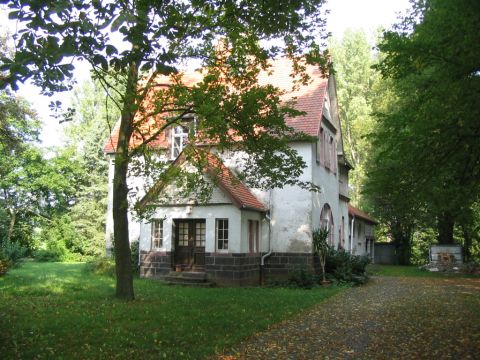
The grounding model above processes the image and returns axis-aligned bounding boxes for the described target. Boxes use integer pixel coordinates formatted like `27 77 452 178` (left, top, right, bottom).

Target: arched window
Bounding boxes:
320 203 334 246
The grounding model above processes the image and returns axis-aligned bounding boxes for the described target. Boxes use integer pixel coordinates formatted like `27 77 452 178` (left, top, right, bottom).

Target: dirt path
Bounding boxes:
219 277 480 359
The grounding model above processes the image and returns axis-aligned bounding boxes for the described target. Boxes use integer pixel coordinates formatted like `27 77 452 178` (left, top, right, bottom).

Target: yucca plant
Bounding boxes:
312 227 330 283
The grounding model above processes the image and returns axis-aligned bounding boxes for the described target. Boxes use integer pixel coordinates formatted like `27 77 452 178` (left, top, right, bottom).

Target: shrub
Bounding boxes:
0 259 11 274
326 249 370 285
267 266 317 289
312 227 330 283
0 241 28 263
130 240 139 274
34 239 84 262
84 258 116 277
287 266 317 289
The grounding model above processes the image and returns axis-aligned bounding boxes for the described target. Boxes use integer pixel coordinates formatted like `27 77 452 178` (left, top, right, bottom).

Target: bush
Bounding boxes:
287 266 317 289
130 240 139 274
84 257 115 277
267 266 317 289
34 240 83 262
1 241 28 263
326 249 370 285
0 259 11 274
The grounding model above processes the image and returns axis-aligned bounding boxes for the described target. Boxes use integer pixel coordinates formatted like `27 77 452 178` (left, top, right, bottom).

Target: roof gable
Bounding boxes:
139 152 267 212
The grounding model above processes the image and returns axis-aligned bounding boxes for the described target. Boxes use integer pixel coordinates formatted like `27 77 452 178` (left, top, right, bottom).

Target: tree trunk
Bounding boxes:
461 224 472 262
437 211 455 244
6 208 16 245
391 222 412 265
112 62 139 301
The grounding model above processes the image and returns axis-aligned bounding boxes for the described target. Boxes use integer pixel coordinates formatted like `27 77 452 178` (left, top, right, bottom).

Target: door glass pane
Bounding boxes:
195 222 205 247
178 222 189 246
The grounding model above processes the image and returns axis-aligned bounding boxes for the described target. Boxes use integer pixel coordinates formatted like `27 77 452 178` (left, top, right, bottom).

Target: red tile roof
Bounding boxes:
348 205 378 225
258 58 328 137
139 151 267 212
204 153 267 212
104 59 328 153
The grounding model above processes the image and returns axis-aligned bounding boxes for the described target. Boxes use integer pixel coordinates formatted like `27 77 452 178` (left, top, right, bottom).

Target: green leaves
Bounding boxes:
364 0 480 257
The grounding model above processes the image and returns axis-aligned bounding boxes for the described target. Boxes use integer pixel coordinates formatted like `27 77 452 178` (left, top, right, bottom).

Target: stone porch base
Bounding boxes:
139 250 316 285
139 251 172 278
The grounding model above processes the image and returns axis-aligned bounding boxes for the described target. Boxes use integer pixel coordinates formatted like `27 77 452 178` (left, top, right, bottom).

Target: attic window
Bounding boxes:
171 125 189 159
170 114 196 160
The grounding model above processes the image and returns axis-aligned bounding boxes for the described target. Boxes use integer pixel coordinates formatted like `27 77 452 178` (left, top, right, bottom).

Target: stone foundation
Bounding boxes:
140 250 316 285
139 250 172 278
205 253 261 286
262 252 316 281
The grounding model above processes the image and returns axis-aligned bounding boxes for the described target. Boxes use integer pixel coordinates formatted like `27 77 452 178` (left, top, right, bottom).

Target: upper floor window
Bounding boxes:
318 126 337 174
170 114 197 160
171 125 189 159
317 128 323 164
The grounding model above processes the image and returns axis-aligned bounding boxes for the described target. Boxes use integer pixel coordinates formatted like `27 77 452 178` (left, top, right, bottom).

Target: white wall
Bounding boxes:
350 219 374 257
107 75 350 256
268 142 314 253
139 204 242 253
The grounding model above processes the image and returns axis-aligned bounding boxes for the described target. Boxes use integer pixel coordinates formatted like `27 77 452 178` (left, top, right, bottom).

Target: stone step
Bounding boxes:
165 271 207 280
166 280 215 287
162 271 215 287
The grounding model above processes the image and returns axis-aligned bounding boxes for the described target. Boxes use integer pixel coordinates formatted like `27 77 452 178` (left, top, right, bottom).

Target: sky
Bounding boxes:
4 0 412 148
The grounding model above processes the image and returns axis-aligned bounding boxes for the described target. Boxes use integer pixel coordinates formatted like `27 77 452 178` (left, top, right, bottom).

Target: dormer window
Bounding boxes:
171 125 189 159
170 114 196 160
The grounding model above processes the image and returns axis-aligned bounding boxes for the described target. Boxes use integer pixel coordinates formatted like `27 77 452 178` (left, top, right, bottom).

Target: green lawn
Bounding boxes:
0 261 342 359
367 264 479 278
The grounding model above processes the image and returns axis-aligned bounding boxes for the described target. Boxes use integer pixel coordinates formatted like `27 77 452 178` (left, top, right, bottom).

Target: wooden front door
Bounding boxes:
174 219 206 269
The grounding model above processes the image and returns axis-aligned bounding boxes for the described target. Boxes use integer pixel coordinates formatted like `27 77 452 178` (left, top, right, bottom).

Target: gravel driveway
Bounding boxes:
218 276 480 359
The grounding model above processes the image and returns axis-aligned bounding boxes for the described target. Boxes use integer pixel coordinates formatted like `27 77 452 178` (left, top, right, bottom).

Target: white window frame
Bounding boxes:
216 218 229 251
170 115 197 160
171 125 189 160
151 219 163 249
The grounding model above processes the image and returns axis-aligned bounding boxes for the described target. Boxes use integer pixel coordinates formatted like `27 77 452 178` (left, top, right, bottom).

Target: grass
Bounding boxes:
367 264 480 278
0 261 342 359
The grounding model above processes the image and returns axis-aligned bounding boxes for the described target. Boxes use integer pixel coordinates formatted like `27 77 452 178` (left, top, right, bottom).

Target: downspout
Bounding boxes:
371 236 375 263
261 214 272 266
260 190 273 285
350 216 355 253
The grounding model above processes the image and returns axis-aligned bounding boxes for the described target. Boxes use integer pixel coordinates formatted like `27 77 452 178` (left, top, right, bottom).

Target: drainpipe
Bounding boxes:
260 213 272 285
261 213 272 266
350 216 355 253
260 190 273 285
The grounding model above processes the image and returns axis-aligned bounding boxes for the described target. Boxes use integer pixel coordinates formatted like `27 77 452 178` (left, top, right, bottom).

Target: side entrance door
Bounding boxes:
174 219 206 270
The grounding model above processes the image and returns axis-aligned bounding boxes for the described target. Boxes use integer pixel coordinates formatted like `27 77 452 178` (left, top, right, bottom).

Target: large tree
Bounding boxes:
329 29 379 206
0 0 330 299
61 79 120 257
366 0 480 254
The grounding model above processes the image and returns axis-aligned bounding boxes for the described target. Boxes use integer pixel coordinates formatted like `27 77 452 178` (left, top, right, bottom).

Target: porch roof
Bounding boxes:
348 205 378 225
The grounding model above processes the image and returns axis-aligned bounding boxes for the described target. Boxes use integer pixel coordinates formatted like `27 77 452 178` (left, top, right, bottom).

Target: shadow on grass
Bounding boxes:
0 261 343 359
1 261 115 298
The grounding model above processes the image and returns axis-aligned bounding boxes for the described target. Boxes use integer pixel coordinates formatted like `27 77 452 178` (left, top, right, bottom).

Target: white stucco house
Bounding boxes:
104 59 376 285
348 204 378 261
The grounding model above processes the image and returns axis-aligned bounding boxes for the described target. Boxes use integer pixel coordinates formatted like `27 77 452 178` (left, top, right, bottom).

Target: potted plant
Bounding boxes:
312 227 330 285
